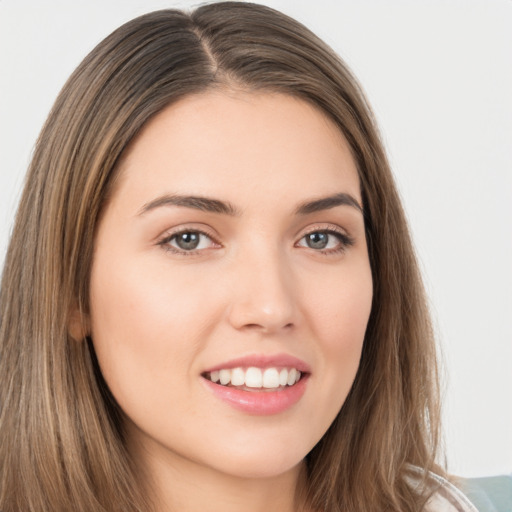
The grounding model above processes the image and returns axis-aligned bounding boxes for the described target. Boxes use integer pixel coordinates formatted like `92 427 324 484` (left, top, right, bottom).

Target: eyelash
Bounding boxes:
157 228 220 256
296 226 355 255
157 225 354 256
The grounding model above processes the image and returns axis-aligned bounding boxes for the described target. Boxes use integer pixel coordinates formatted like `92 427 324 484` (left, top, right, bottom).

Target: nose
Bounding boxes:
226 247 297 334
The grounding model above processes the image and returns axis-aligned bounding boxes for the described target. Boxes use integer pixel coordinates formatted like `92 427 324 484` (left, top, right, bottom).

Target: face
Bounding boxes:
88 91 373 481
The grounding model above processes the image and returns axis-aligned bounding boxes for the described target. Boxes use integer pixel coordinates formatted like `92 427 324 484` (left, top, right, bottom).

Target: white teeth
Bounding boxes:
245 367 263 388
231 367 245 386
206 367 303 389
219 369 231 385
263 368 280 388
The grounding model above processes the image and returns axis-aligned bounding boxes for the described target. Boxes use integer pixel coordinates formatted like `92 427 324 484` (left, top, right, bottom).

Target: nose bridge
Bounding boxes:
227 238 296 332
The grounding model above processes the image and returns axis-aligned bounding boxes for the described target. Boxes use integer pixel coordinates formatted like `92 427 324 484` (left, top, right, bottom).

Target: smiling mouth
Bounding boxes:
203 367 303 391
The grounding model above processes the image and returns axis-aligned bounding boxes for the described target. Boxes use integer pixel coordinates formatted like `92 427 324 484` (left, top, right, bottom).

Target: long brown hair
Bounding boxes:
0 3 443 511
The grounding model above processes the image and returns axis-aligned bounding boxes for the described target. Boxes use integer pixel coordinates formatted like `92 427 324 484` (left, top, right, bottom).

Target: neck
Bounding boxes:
159 462 304 512
131 439 307 512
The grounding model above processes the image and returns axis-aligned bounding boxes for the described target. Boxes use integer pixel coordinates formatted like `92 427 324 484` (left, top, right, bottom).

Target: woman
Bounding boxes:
0 3 477 511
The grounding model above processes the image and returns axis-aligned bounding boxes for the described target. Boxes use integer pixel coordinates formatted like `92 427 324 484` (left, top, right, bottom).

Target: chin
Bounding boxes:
200 437 309 480
216 456 304 481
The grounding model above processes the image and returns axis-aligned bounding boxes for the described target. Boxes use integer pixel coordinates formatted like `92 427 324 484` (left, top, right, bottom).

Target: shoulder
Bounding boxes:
424 473 479 512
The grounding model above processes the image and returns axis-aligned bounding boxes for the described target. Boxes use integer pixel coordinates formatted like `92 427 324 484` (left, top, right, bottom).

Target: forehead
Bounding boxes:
113 90 361 210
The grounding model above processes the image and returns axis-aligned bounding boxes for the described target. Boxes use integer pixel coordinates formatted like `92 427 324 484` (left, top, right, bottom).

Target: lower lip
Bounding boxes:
202 376 308 415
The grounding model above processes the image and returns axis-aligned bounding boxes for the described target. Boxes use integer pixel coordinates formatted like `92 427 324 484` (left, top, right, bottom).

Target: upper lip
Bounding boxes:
203 353 311 374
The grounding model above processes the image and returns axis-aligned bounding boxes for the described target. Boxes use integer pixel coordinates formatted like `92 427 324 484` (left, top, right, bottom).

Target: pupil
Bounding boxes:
307 232 328 249
177 232 200 250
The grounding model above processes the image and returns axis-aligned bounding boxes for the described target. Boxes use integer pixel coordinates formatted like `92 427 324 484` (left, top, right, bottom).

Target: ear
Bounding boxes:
68 304 90 341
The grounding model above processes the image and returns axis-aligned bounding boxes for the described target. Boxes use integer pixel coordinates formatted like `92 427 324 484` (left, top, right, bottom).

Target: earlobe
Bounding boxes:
68 306 90 342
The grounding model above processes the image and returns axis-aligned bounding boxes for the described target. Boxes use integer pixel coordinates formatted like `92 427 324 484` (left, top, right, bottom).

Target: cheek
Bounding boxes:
87 254 209 414
302 260 372 406
90 249 213 345
306 261 373 351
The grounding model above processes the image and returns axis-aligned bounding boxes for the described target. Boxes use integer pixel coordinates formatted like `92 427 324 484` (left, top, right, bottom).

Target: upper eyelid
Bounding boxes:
297 222 351 238
157 224 219 243
301 225 344 235
156 222 354 248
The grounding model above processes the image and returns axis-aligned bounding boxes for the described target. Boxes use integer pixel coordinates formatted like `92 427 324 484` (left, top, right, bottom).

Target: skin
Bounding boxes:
86 90 373 512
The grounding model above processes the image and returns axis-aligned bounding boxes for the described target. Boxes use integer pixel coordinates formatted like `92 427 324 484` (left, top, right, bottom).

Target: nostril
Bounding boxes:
240 322 294 332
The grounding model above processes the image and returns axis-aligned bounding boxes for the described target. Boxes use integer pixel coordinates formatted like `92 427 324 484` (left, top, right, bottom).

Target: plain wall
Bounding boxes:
1 0 510 477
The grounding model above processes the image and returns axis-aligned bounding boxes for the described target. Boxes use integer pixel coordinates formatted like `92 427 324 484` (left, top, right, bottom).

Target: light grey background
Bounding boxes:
1 0 511 477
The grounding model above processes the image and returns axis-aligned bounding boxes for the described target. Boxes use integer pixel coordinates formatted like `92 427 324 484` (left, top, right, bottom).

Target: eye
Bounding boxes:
159 230 218 253
297 229 354 253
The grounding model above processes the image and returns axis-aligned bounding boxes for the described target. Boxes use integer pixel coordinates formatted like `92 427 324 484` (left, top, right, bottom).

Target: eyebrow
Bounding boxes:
138 194 240 216
295 193 363 215
138 192 363 217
